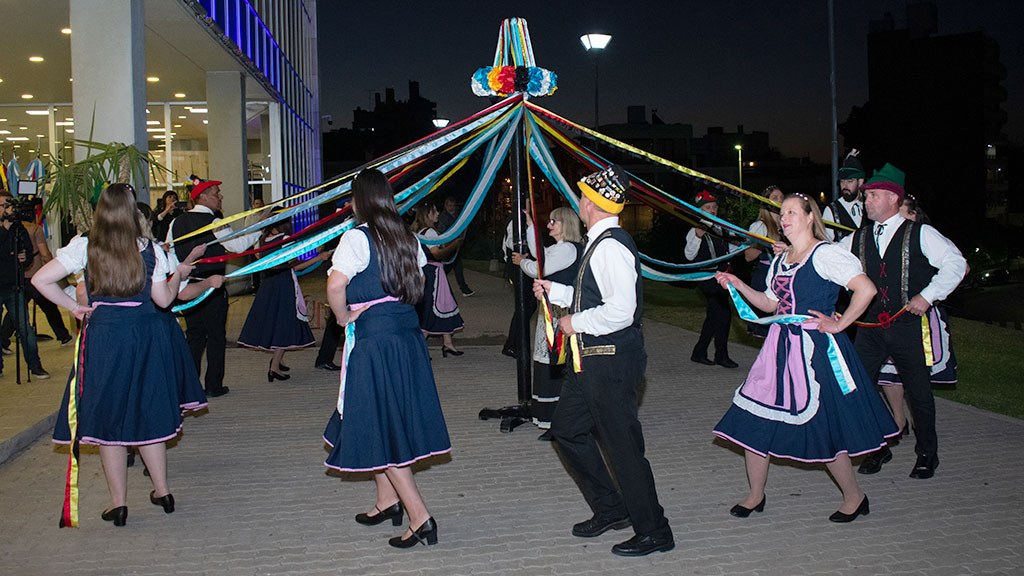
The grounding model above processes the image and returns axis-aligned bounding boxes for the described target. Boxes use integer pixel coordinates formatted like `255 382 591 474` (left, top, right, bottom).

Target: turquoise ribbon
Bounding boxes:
726 283 856 395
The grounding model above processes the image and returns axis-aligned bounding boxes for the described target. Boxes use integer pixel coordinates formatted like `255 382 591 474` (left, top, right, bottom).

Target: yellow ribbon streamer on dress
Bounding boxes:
60 328 85 528
921 313 934 367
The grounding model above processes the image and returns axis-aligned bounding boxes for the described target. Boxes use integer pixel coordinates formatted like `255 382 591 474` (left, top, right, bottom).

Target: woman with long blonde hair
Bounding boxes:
33 183 209 528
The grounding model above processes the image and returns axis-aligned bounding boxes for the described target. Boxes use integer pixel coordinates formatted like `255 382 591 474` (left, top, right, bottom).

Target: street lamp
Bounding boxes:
580 33 612 128
432 117 450 129
734 144 743 189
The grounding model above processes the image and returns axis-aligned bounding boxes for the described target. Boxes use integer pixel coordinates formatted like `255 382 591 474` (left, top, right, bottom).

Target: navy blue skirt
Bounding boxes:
54 307 206 446
238 270 315 350
323 303 451 471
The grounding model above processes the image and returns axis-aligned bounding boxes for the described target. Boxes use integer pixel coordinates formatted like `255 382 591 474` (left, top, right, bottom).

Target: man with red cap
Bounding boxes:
166 180 263 397
685 190 738 368
840 163 966 478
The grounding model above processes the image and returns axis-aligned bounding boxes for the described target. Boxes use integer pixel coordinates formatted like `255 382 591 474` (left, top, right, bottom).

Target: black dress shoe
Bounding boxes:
101 506 127 527
829 495 869 523
729 495 766 518
268 370 290 382
501 346 518 359
150 491 175 514
315 361 341 371
388 517 438 548
572 514 632 538
716 357 739 369
611 533 675 557
857 446 892 475
356 502 404 526
909 453 939 479
277 363 290 372
690 355 715 366
207 387 230 398
441 346 464 358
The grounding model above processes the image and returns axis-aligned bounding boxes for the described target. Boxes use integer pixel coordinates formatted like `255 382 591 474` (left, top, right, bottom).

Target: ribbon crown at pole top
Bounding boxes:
471 17 558 98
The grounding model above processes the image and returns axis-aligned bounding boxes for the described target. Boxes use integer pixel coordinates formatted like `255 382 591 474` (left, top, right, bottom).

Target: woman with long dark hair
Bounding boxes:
33 183 208 527
712 193 898 522
411 201 465 356
322 169 451 549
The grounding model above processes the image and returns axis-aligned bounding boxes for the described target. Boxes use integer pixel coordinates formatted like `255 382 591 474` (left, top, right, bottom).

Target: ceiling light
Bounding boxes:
18 126 27 130
174 93 186 98
190 108 208 114
0 130 10 135
36 134 45 138
202 120 208 124
26 110 50 116
66 129 74 133
6 137 29 141
0 78 4 83
152 135 166 139
146 120 160 125
0 118 6 122
69 78 73 82
147 76 159 83
173 124 181 128
65 117 73 121
178 116 187 119
13 145 20 149
55 121 73 126
61 28 72 34
21 94 33 99
146 128 165 132
145 108 150 114
29 56 44 62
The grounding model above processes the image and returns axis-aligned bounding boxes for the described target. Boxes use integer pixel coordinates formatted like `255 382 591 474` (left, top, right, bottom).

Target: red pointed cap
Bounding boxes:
190 180 221 200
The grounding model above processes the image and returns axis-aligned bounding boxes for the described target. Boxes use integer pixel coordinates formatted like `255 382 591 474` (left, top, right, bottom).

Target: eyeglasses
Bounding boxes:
548 218 561 224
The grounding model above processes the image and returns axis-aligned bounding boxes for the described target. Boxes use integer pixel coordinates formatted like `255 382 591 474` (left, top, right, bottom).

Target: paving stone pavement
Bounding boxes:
1 268 1022 575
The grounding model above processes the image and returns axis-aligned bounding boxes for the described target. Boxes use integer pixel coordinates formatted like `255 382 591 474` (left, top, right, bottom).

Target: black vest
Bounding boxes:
694 232 730 294
545 241 583 286
572 228 643 352
853 219 937 322
828 200 861 241
171 211 228 278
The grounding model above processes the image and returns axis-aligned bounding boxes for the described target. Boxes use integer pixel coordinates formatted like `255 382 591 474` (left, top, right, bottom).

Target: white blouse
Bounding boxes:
329 224 427 280
55 235 172 282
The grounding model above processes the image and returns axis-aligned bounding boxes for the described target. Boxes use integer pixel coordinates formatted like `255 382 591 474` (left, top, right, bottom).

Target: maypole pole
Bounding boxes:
472 18 558 432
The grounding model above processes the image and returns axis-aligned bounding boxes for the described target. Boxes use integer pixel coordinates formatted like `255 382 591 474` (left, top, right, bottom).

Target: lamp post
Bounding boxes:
580 33 612 128
734 144 743 189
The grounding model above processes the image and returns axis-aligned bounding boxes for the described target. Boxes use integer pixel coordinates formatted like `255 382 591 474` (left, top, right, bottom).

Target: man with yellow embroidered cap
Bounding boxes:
534 165 674 557
167 180 263 397
839 163 966 478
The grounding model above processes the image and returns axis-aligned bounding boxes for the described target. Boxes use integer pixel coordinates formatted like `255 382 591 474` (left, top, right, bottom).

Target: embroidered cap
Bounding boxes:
695 189 717 208
862 163 905 202
190 179 222 201
578 165 630 214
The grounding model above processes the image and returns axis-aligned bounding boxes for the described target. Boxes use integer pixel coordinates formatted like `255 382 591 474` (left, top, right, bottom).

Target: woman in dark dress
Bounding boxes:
33 183 208 528
322 169 451 549
410 201 465 356
237 222 329 381
712 194 898 523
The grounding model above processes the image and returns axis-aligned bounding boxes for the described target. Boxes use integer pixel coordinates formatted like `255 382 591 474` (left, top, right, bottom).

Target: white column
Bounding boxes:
206 71 247 217
269 102 284 202
163 103 174 193
69 0 147 189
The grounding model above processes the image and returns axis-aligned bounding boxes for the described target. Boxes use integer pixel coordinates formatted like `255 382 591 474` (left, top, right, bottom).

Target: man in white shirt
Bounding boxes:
166 180 263 397
840 164 966 479
535 165 673 557
822 151 866 241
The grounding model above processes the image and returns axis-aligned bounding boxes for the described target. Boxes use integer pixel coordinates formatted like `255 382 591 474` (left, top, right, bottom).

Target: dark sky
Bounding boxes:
316 1 1023 163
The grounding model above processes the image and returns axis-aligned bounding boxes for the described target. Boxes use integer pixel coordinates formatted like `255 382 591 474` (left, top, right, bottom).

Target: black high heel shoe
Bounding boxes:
101 506 128 526
268 370 290 382
729 495 766 518
388 517 438 548
278 363 290 372
150 491 175 514
355 502 403 526
441 346 463 358
829 495 869 523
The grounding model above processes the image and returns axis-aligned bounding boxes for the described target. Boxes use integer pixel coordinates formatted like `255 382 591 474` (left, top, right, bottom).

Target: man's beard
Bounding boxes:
840 188 858 201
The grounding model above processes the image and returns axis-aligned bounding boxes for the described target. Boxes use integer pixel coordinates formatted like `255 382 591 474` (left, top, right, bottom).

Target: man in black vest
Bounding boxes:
841 164 966 479
822 150 866 241
535 165 673 557
685 190 737 368
167 180 262 397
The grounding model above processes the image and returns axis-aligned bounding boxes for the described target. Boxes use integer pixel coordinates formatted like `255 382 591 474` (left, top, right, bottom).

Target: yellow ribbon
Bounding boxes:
921 313 934 367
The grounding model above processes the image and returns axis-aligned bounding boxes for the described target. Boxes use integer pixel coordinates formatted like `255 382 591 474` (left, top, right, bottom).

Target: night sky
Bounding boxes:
317 1 1023 165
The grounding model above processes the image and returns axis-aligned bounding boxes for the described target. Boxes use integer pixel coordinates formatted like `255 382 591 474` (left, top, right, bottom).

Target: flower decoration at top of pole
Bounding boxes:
471 18 557 98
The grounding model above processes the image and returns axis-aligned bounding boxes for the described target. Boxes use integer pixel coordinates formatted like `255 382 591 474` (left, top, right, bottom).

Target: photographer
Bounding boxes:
153 190 186 241
0 198 73 348
0 190 50 378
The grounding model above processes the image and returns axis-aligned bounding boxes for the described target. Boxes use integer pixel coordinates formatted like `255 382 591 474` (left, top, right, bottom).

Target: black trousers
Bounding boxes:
694 288 731 361
551 351 671 538
183 288 228 393
444 257 470 293
316 308 343 365
503 278 537 354
855 318 938 456
1 282 71 343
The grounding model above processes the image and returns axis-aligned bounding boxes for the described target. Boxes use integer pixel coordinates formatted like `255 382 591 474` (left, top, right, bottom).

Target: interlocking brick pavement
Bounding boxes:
1 268 1022 575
